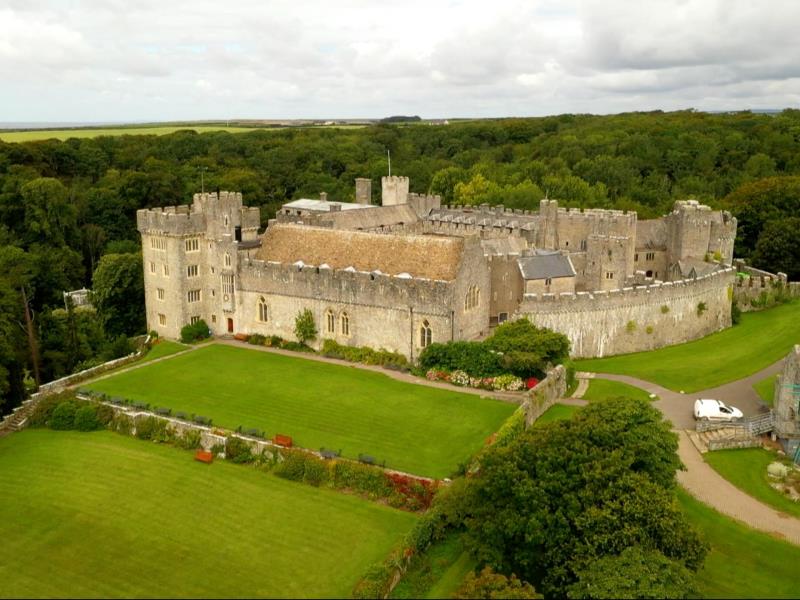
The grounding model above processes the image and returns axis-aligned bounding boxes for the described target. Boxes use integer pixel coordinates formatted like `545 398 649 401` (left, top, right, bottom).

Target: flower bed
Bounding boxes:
425 369 524 391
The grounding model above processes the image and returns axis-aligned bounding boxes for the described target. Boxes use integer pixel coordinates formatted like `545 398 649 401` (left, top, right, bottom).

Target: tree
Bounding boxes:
484 318 570 378
294 308 317 344
454 567 541 599
460 398 705 597
751 217 800 281
91 252 145 337
21 177 78 247
567 547 696 599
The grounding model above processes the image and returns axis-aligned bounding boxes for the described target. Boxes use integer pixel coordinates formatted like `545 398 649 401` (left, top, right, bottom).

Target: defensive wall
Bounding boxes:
732 261 800 311
516 268 735 358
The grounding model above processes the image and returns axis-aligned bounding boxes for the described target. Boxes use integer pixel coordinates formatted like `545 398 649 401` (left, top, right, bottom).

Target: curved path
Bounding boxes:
587 359 800 544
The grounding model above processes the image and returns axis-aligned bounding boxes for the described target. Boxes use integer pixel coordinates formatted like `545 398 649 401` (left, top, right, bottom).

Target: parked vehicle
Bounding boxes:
693 399 744 422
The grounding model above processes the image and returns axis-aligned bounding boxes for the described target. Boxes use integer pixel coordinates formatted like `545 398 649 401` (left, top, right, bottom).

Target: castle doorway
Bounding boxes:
227 318 234 333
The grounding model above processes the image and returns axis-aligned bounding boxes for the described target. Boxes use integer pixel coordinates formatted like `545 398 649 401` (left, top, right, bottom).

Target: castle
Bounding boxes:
137 176 737 358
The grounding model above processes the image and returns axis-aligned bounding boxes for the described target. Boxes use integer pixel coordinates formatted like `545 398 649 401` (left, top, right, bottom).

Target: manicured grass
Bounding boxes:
0 126 255 142
577 301 800 392
0 429 416 598
582 378 654 402
534 403 578 424
704 448 800 519
390 535 475 599
87 344 515 478
140 340 190 363
753 374 778 406
677 488 800 598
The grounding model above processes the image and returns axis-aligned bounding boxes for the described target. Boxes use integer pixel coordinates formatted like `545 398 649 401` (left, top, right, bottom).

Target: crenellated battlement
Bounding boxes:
522 267 734 305
136 206 206 236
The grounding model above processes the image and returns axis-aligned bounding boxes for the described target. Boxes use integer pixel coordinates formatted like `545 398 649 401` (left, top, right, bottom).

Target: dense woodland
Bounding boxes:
2 109 800 413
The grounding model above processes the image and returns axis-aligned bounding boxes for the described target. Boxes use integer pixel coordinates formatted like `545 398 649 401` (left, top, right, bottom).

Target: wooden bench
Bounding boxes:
194 450 213 464
274 434 293 448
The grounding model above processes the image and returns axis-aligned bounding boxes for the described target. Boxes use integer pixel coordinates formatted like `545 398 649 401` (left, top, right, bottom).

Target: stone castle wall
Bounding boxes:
516 268 735 358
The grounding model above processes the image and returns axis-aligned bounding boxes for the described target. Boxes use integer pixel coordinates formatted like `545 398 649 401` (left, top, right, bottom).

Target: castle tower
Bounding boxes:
355 178 372 205
381 176 409 206
537 199 559 249
137 191 260 339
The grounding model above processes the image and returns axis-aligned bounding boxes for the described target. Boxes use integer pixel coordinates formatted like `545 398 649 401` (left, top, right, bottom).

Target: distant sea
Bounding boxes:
0 121 145 130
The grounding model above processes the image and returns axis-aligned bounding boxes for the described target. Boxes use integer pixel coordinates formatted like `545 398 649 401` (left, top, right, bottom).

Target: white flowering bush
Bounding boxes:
450 370 470 386
493 374 525 391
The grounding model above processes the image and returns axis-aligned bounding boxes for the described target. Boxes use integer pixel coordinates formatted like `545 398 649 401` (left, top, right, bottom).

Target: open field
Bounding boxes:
86 344 515 478
677 488 800 598
704 448 800 519
582 378 654 402
577 301 800 392
0 429 416 598
753 374 777 406
0 126 256 142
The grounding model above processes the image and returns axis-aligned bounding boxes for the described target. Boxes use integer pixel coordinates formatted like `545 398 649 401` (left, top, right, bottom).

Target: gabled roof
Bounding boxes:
282 199 375 212
517 251 576 280
316 204 418 230
257 224 464 280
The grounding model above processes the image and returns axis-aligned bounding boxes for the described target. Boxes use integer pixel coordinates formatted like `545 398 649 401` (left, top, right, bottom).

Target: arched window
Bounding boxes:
257 297 269 322
465 285 481 310
224 252 231 268
420 320 432 348
325 309 335 334
340 312 350 336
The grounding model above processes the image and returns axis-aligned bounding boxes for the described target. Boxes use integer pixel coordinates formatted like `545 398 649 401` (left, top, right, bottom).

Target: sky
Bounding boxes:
1 0 799 122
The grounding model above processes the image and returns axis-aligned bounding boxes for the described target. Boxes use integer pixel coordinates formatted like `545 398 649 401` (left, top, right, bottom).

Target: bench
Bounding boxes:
320 448 341 459
274 434 293 448
194 450 213 464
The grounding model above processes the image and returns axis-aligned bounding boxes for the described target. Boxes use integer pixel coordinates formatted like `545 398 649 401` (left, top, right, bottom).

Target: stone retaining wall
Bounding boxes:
525 365 567 426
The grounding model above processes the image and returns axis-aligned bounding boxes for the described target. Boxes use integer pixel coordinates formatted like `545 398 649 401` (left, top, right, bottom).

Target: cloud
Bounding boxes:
0 0 798 121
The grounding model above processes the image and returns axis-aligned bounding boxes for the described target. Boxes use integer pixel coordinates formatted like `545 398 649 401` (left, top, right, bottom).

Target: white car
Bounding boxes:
693 399 744 422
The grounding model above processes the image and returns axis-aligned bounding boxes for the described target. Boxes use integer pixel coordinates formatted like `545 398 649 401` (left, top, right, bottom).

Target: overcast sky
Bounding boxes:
2 0 799 122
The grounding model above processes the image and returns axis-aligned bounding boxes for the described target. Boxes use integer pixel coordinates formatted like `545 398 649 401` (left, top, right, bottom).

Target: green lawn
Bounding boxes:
582 378 654 402
678 488 800 598
704 448 800 519
140 340 191 363
0 429 416 598
753 375 778 406
0 126 256 142
390 535 475 599
86 344 515 478
534 403 579 424
577 301 800 392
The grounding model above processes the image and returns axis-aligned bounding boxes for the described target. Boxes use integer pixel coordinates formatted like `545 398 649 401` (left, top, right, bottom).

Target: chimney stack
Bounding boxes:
320 192 328 202
355 178 372 205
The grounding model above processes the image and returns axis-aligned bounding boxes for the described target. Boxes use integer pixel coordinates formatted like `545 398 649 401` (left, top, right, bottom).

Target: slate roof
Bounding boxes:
517 251 576 280
257 224 464 280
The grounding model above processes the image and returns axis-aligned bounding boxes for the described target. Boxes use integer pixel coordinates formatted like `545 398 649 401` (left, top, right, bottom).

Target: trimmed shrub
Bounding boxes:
135 416 168 441
274 449 312 481
281 341 313 353
267 335 284 347
177 429 202 450
225 436 255 464
73 405 100 431
302 457 331 487
28 392 74 427
50 402 78 430
332 460 394 498
180 319 210 343
247 334 266 346
419 341 503 377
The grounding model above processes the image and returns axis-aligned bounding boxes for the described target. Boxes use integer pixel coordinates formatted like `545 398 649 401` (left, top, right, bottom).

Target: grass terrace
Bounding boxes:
0 430 416 598
577 301 800 392
581 378 654 402
534 403 578 424
86 344 516 478
678 488 800 598
704 448 800 519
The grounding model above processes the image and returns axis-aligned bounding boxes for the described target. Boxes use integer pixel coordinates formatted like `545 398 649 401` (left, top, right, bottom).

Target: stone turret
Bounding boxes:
381 176 409 206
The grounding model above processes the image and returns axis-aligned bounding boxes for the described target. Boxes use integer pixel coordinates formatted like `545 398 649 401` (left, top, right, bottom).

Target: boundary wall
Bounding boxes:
516 269 735 358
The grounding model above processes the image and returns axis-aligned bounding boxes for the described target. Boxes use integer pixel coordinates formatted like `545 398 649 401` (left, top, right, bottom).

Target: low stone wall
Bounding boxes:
516 268 734 358
95 400 436 483
732 267 800 312
708 437 764 451
524 365 567 426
